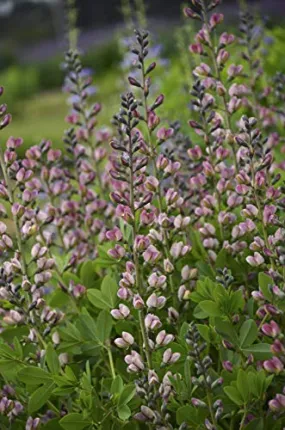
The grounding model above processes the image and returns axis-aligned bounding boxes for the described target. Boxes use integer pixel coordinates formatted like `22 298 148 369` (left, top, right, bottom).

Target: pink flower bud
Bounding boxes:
148 273 166 289
162 348 181 364
263 357 284 374
144 313 162 331
26 417 41 430
111 304 130 320
156 127 174 141
114 331 134 348
106 227 123 242
148 370 159 385
125 350 144 372
0 114 12 129
189 43 203 54
210 13 224 29
143 245 161 264
133 294 145 310
163 258 174 273
146 293 166 309
187 145 203 161
191 398 207 408
222 361 233 372
145 176 159 192
219 32 235 46
107 244 126 260
193 63 211 77
170 242 190 259
246 252 264 267
217 49 229 66
261 320 280 338
156 330 174 347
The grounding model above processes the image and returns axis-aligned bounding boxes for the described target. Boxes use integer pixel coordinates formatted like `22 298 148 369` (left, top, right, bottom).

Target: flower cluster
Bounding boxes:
0 0 284 429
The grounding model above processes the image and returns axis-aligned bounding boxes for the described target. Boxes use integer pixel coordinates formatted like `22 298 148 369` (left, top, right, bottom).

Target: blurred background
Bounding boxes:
0 0 284 152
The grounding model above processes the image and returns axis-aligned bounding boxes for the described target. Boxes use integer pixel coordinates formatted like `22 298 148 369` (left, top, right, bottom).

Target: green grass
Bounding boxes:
0 68 122 152
0 59 192 153
2 21 285 155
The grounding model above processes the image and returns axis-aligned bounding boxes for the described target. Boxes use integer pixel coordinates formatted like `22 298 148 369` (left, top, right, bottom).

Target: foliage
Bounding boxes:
0 0 284 429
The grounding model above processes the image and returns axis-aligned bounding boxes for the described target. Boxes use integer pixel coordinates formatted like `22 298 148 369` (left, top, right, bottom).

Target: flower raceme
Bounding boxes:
0 0 284 429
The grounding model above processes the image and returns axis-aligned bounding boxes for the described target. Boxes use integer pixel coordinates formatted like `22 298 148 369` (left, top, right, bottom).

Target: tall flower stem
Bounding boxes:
139 54 178 308
201 0 238 173
0 145 47 349
0 147 28 277
127 113 153 370
248 138 276 271
106 341 116 380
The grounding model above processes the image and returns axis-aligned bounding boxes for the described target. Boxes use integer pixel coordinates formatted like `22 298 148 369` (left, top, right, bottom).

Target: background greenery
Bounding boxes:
0 25 284 153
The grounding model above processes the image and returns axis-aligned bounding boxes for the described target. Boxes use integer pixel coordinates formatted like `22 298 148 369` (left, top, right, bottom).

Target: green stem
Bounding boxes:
239 406 247 429
206 389 217 427
107 343 116 380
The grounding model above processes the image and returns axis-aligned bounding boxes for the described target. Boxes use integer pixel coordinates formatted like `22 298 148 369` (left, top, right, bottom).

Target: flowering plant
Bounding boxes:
0 0 284 429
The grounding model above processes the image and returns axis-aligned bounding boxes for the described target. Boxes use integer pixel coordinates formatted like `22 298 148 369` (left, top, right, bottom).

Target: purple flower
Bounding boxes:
246 252 264 267
263 357 284 374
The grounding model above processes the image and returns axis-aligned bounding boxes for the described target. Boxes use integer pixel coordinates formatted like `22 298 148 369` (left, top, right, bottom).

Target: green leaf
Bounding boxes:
244 418 264 430
76 311 98 341
59 413 91 430
101 275 118 308
111 375 124 396
95 310 113 343
237 370 249 402
242 343 272 360
179 322 189 340
43 418 62 430
229 290 245 313
87 289 110 310
193 304 209 319
258 272 273 301
18 366 52 385
13 337 23 359
191 277 217 303
28 382 55 413
0 359 24 379
49 290 71 308
215 249 243 280
176 405 192 425
184 359 192 396
46 344 60 374
214 318 238 344
87 275 118 310
199 300 221 317
62 272 81 287
118 384 136 407
239 320 258 348
117 405 131 421
196 324 210 342
80 260 98 288
176 405 201 425
224 386 243 406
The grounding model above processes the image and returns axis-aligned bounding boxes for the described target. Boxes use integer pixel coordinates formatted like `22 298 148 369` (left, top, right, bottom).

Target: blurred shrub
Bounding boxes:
265 27 285 75
0 49 17 72
36 56 64 91
36 39 122 92
0 66 39 112
83 39 122 75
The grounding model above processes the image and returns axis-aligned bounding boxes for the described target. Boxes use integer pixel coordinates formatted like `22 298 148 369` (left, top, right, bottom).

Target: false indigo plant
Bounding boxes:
0 0 284 429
